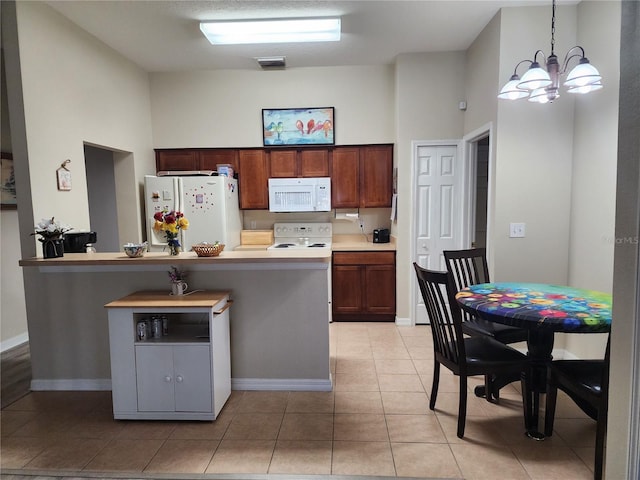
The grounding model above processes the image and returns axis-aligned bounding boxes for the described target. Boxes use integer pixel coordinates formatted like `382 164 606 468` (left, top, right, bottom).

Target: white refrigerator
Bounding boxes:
144 175 242 253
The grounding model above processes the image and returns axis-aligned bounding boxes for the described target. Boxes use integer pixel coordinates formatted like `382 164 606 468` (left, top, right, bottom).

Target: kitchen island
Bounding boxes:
19 249 332 392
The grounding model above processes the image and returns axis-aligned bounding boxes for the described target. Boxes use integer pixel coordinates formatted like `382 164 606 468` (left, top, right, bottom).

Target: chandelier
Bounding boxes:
498 0 602 104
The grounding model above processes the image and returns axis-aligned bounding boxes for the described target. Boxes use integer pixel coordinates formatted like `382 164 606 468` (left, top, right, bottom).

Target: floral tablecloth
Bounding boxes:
455 282 612 333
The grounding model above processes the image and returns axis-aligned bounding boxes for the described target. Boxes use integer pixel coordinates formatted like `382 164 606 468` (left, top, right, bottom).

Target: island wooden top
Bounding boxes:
105 290 230 309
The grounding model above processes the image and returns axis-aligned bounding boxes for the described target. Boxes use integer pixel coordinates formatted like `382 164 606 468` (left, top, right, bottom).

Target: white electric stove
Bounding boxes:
268 222 333 250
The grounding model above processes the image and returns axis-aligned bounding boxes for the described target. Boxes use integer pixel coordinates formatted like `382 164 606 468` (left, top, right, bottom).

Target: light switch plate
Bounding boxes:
510 222 526 238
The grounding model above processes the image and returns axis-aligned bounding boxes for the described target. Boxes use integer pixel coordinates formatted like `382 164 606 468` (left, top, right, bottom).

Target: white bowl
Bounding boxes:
123 243 146 258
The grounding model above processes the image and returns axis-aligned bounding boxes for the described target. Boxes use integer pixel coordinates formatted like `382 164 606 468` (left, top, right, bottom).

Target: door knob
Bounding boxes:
176 375 184 383
164 375 172 382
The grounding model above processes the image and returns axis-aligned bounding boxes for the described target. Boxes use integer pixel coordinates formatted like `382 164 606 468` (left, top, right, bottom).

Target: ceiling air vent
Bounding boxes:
256 56 286 69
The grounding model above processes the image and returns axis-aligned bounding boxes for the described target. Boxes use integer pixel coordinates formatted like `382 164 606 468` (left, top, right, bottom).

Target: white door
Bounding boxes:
413 143 462 324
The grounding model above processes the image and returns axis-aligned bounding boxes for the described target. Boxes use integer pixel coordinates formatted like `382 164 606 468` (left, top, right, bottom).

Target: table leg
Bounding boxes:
523 329 554 439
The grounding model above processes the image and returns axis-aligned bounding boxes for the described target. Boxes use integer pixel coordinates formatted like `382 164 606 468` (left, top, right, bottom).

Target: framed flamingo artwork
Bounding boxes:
262 107 334 146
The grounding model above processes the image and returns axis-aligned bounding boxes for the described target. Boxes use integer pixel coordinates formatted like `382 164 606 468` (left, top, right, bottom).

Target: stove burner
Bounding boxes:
275 243 295 248
308 243 326 248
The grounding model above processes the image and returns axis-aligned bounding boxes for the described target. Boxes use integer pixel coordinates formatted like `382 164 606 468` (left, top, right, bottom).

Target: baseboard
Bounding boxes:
0 333 29 353
30 376 334 392
30 378 112 391
231 376 333 391
395 316 412 326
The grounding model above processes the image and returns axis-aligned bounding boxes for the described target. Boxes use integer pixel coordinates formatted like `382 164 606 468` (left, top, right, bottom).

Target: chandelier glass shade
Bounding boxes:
498 0 602 103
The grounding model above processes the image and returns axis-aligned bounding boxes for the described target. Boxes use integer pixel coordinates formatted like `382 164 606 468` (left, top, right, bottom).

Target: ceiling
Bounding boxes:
44 0 565 73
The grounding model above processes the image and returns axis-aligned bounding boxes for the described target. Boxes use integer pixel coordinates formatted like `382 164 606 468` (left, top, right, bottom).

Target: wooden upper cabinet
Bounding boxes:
268 148 330 178
331 147 360 208
156 149 238 174
360 145 393 207
199 150 239 174
300 149 329 177
238 150 269 209
156 150 199 171
269 150 298 177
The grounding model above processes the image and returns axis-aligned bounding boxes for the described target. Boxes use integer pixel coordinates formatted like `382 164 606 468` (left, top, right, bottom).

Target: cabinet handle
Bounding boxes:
176 375 184 383
214 300 234 315
164 375 172 383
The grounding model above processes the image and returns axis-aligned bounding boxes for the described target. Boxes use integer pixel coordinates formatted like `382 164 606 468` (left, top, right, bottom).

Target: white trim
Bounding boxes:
31 378 112 391
394 316 412 327
0 333 29 353
231 377 333 391
461 122 494 256
30 376 334 392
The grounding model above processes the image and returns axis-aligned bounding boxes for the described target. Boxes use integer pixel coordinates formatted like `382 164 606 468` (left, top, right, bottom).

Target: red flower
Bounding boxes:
153 212 164 221
164 214 176 224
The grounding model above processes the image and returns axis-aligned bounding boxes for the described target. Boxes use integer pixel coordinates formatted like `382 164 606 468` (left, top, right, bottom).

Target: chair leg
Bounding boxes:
457 375 468 438
594 410 607 480
430 362 440 410
544 375 558 437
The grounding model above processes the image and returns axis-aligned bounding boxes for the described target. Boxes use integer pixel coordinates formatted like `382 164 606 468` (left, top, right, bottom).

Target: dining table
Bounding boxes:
455 282 612 439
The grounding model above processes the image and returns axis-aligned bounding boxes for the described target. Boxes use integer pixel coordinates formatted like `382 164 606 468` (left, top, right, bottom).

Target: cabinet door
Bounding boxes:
332 265 363 314
199 150 238 174
301 149 329 177
269 150 298 177
136 345 175 412
238 150 269 209
174 345 212 413
331 147 360 208
363 264 396 315
156 150 199 172
360 145 393 207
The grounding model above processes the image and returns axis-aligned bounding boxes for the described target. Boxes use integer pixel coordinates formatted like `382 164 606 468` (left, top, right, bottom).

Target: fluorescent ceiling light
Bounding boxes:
200 18 341 45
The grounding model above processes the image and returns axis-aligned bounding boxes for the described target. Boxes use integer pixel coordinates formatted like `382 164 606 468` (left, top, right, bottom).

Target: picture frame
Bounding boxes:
262 107 335 146
56 164 72 191
1 153 17 210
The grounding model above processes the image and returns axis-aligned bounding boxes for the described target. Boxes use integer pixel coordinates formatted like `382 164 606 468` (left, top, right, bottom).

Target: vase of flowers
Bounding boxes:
153 210 189 255
32 217 72 259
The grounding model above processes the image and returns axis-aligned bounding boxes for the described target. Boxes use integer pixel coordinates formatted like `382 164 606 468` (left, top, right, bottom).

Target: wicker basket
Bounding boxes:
192 243 225 257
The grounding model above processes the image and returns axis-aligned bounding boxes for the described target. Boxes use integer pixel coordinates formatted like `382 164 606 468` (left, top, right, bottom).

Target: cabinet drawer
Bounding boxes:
332 251 395 266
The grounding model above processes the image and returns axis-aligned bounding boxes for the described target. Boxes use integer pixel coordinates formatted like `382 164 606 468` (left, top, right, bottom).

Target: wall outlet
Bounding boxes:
509 222 526 238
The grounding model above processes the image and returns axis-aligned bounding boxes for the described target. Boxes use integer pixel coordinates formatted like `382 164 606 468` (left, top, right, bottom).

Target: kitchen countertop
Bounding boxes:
233 234 397 252
19 234 395 266
19 249 330 267
331 234 396 251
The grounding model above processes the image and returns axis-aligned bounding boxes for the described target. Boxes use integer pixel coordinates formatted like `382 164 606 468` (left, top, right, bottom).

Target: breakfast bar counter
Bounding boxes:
19 249 332 393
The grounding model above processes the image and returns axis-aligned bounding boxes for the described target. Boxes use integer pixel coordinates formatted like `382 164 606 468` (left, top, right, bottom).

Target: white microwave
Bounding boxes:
268 177 331 212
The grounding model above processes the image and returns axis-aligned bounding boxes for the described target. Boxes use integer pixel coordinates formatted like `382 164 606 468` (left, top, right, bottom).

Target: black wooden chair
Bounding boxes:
544 335 610 480
413 263 530 438
444 248 529 400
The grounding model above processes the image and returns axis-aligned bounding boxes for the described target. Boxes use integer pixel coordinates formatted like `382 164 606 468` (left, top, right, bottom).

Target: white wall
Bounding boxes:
150 66 395 148
394 52 467 320
13 1 155 244
493 6 577 285
0 211 29 350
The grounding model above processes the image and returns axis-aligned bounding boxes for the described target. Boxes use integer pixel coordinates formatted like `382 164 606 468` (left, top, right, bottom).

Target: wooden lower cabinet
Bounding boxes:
332 251 396 321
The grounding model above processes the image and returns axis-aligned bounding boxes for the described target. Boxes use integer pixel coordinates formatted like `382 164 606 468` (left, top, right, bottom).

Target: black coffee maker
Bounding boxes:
373 228 390 243
63 231 97 253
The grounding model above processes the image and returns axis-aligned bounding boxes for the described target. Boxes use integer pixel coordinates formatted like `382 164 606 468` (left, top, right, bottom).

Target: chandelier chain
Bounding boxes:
550 0 556 56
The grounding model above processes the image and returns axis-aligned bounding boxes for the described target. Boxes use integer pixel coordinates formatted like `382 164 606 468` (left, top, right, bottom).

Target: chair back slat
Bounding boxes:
444 248 490 321
413 263 465 367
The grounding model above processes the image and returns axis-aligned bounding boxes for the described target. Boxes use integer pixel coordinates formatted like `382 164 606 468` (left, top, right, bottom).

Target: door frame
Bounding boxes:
461 122 495 271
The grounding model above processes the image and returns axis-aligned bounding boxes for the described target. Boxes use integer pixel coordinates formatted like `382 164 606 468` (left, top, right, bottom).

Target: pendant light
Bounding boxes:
498 0 602 103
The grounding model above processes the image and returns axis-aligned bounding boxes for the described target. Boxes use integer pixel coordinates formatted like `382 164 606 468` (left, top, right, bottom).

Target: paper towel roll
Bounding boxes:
335 212 359 222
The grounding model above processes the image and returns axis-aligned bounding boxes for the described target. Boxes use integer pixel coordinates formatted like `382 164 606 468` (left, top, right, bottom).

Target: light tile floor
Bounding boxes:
0 322 598 479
